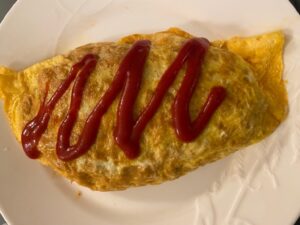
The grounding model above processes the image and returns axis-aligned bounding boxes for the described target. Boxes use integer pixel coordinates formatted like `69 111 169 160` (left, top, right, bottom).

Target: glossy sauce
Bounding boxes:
22 38 226 161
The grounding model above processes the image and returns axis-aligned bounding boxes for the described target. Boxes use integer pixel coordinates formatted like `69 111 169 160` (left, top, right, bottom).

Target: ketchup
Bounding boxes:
22 38 226 161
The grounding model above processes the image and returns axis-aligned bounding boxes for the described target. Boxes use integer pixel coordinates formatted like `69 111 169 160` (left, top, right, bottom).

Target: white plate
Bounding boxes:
1 0 300 224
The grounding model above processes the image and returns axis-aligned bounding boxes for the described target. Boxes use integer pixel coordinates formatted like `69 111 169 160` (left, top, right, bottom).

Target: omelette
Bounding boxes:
0 28 288 191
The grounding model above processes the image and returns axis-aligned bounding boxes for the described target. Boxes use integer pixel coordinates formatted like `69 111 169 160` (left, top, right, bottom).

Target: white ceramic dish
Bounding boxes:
1 0 300 224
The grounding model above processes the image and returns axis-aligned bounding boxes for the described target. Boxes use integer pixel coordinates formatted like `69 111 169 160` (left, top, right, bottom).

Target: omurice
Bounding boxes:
0 28 288 191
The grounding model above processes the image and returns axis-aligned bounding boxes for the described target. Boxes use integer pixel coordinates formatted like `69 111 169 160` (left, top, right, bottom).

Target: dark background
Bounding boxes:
291 0 300 13
0 0 299 224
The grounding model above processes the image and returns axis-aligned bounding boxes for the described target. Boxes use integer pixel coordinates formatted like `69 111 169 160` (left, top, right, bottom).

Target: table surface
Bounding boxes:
0 0 299 225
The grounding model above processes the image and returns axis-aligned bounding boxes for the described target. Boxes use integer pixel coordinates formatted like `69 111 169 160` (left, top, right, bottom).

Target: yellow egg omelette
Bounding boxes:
0 28 288 191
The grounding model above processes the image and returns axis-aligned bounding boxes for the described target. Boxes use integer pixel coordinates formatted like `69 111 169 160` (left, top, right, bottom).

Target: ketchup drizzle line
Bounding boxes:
22 38 226 161
21 54 97 159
